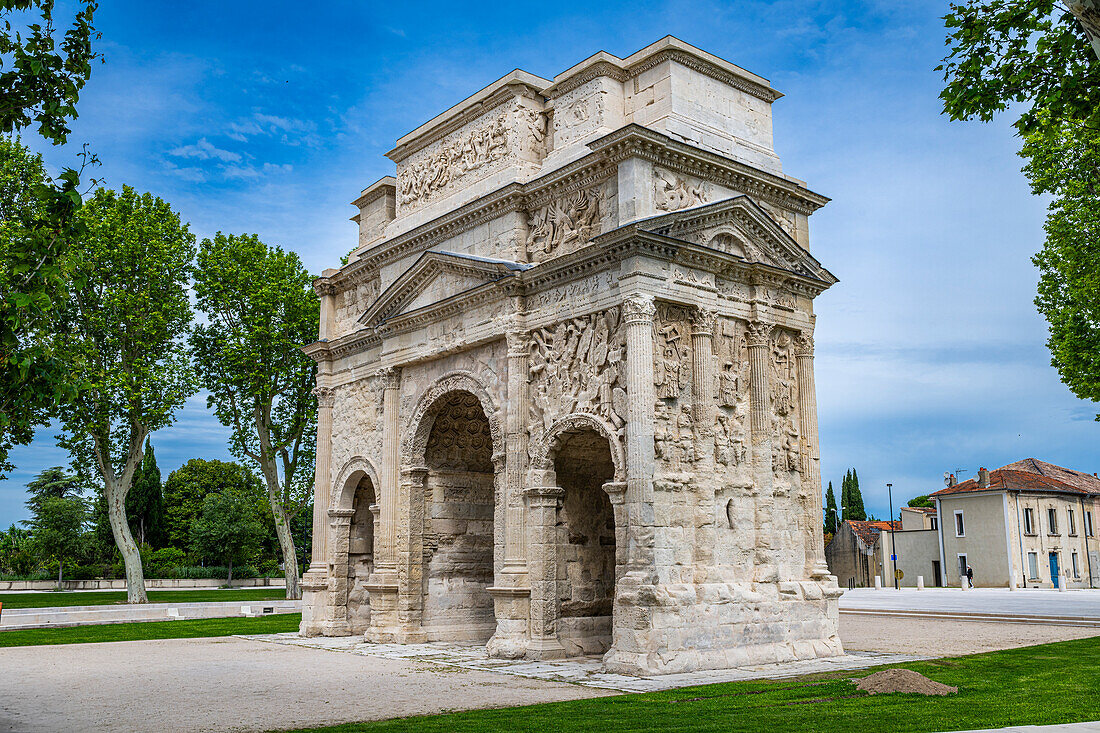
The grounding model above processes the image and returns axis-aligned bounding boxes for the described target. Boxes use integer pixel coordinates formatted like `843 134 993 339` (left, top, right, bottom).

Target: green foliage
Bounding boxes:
840 468 867 521
54 185 196 602
162 458 264 550
1024 118 1100 418
0 1 99 476
191 232 318 596
27 494 86 584
23 464 85 516
189 487 264 584
0 522 35 575
126 437 165 546
824 481 838 534
908 494 936 508
147 545 184 576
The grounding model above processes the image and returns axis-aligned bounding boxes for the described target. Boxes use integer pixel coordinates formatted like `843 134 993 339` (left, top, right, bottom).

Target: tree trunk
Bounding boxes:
227 558 233 587
259 464 302 600
57 559 63 590
106 478 148 604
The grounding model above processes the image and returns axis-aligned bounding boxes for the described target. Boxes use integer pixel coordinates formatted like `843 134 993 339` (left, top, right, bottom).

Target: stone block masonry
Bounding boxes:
300 36 842 675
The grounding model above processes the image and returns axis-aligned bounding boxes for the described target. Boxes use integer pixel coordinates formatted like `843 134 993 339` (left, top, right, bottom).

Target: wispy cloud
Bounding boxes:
169 137 241 163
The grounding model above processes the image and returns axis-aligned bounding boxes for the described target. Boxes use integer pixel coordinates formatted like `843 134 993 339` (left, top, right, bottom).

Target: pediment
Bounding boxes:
359 251 530 328
639 196 836 283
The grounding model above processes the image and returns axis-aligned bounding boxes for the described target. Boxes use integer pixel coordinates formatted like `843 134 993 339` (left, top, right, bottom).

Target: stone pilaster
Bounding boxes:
323 509 355 636
395 464 428 643
690 308 717 440
795 334 829 577
747 321 777 581
523 485 566 660
623 294 656 503
316 279 337 341
307 386 336 575
377 367 401 572
503 326 529 574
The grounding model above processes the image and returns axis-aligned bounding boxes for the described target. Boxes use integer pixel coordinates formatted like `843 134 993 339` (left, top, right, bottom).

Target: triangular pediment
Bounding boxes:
359 250 530 328
638 196 836 283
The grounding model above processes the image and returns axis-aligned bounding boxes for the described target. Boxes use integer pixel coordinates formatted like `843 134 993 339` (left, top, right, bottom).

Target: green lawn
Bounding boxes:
0 587 288 609
282 636 1100 733
0 612 300 647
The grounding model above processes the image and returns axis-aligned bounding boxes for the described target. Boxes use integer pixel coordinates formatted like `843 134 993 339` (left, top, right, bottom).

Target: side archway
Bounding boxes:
330 456 382 514
401 370 505 466
327 456 380 636
530 412 626 484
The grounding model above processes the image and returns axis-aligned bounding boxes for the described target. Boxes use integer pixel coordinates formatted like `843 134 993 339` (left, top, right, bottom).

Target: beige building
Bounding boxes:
298 37 843 675
930 459 1100 589
825 520 895 589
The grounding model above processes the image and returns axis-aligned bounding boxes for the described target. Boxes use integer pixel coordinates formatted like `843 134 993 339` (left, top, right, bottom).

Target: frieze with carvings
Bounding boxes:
654 166 709 212
770 329 800 475
526 271 617 312
713 318 749 468
652 303 696 471
525 186 603 257
527 307 627 452
396 113 509 208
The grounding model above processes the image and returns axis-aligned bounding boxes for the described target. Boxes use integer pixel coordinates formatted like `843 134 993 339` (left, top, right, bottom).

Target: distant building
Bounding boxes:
929 459 1100 589
826 519 900 589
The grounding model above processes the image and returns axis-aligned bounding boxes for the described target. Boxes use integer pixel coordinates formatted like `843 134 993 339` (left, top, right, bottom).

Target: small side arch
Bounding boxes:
530 412 626 484
401 370 505 466
330 456 382 514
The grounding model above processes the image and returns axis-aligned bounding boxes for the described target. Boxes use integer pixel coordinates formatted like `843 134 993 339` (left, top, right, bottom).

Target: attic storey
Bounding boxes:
300 37 843 676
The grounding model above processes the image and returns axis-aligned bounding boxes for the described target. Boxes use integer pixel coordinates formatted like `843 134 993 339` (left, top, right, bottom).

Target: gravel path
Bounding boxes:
0 636 614 733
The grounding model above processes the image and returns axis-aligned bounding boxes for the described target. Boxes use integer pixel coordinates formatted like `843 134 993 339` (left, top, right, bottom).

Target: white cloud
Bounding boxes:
169 137 241 163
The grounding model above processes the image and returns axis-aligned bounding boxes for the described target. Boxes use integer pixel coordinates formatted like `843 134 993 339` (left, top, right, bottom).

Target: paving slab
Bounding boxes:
243 633 932 693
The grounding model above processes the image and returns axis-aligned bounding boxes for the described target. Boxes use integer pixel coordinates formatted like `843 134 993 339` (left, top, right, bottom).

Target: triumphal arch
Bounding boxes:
300 37 843 675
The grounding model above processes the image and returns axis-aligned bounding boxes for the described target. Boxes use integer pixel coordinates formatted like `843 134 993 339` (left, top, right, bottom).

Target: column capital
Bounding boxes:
746 321 773 348
505 329 529 358
400 464 429 482
328 508 355 526
314 278 338 297
524 486 564 508
622 293 656 324
378 366 402 391
690 308 717 336
794 334 815 357
312 385 336 408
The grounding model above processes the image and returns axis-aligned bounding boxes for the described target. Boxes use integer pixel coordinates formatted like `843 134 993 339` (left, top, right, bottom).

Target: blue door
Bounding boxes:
1049 552 1060 588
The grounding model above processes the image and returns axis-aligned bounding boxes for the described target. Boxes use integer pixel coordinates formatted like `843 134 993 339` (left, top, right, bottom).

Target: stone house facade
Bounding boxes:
299 37 843 675
930 459 1100 589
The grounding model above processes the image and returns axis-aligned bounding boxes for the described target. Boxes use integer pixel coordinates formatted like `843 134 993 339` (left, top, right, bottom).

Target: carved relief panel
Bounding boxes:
330 374 385 478
713 318 749 468
524 179 614 260
527 306 627 452
770 329 801 477
652 303 695 471
654 166 710 212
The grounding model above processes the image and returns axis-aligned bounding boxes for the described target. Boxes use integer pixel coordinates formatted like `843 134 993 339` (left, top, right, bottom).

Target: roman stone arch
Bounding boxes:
399 370 506 642
529 412 626 484
401 370 505 466
327 456 380 636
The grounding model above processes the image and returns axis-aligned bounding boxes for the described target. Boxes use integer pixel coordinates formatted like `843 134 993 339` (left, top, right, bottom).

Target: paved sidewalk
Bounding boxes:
244 633 932 693
840 588 1100 623
0 599 300 629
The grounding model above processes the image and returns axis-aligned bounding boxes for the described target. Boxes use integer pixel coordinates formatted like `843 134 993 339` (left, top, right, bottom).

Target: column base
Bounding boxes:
364 576 399 644
487 586 531 659
526 635 567 660
322 621 352 637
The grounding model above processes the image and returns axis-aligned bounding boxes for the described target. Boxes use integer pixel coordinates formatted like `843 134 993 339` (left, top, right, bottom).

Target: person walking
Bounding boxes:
966 565 974 588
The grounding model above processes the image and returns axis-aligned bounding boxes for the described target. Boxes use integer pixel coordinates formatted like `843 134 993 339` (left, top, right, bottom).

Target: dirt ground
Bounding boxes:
2 616 1098 733
839 612 1100 656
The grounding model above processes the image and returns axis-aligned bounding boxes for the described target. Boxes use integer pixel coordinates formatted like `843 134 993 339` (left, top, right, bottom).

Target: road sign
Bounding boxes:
894 569 904 580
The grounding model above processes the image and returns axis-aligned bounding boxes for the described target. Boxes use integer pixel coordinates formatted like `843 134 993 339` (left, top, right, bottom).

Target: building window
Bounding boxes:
1072 552 1080 578
1028 552 1039 580
1068 509 1076 536
955 510 965 537
1086 511 1094 538
958 554 968 579
1023 507 1035 535
930 516 938 531
1048 507 1058 535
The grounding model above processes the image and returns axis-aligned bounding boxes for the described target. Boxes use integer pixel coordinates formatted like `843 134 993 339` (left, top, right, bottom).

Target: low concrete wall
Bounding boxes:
0 599 302 630
0 577 288 591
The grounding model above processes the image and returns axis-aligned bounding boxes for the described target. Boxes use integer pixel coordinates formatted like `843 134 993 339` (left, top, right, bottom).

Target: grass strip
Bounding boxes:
0 588 289 609
278 635 1100 733
0 612 301 647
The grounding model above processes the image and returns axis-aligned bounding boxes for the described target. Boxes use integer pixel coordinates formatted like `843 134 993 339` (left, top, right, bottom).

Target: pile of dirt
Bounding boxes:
853 669 958 696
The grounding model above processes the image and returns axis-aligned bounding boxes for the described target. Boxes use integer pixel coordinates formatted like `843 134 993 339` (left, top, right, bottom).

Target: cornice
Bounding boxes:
543 59 631 99
630 49 781 103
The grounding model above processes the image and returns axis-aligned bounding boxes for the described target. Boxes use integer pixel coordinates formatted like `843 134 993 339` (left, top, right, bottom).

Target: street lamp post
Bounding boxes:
887 482 898 590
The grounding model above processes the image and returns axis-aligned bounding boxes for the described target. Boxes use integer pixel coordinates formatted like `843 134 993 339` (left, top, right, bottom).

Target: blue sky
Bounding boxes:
3 0 1096 525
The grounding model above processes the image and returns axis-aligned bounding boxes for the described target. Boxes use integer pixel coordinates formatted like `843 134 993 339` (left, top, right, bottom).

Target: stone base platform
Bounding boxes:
240 633 931 693
1 600 301 630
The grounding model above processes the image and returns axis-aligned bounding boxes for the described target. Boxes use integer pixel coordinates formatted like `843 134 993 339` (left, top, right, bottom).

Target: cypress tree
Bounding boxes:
824 481 838 534
840 469 850 520
127 438 165 548
847 468 867 521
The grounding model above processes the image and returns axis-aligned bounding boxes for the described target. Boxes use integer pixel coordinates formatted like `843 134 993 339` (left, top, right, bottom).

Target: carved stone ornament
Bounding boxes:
794 334 814 358
396 113 509 207
690 308 718 336
378 367 402 391
622 294 656 323
654 166 709 212
312 385 336 408
746 321 772 348
525 187 603 257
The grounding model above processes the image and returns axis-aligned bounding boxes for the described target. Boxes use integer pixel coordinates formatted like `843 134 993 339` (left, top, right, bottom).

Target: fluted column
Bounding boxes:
308 386 336 575
747 321 777 580
503 327 529 573
795 335 829 576
690 309 717 442
623 295 657 505
377 367 401 572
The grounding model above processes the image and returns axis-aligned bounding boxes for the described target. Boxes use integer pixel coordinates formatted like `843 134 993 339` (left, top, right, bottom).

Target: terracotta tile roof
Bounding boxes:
846 520 900 546
903 507 936 514
930 459 1100 499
